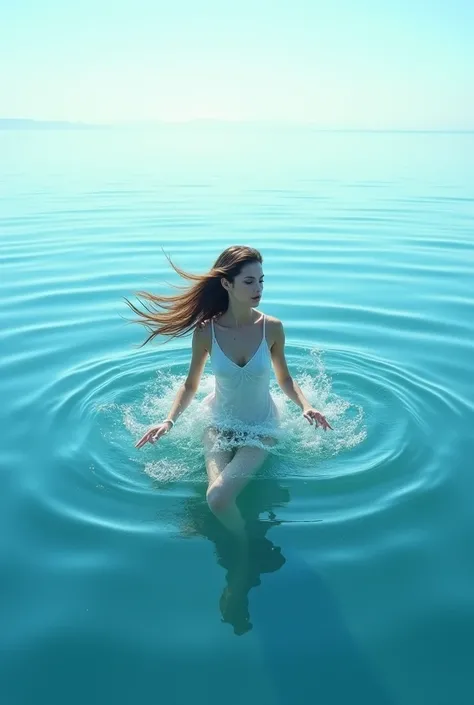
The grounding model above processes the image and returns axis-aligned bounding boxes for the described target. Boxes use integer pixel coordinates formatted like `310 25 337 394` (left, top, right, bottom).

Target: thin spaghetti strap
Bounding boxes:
209 318 216 357
262 314 266 340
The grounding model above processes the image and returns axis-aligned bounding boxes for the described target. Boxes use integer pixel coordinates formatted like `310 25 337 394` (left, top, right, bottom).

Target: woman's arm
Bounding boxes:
270 319 311 411
270 319 332 430
135 323 210 448
162 323 209 425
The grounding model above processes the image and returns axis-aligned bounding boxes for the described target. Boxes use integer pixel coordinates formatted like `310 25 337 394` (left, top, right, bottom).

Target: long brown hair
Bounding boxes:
123 245 263 347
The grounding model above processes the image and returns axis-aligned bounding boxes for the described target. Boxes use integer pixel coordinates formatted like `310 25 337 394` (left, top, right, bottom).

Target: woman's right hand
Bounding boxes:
135 422 171 449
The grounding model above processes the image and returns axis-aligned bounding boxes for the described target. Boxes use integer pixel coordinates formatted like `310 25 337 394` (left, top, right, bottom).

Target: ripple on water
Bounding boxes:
25 336 469 535
286 347 468 527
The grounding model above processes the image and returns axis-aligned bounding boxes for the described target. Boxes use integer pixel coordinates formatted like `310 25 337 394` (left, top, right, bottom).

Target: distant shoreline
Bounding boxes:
1 119 473 133
0 119 106 130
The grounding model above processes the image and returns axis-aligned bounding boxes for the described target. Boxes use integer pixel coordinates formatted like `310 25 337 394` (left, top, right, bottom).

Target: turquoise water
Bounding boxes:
1 127 474 705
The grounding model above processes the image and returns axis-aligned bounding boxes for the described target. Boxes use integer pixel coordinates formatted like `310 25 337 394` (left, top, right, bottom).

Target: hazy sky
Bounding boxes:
1 0 473 128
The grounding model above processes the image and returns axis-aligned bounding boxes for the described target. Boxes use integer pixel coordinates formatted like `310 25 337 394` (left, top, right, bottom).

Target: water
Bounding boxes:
1 127 473 705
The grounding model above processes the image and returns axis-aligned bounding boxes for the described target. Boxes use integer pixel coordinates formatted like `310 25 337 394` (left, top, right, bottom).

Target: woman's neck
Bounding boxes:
221 302 255 327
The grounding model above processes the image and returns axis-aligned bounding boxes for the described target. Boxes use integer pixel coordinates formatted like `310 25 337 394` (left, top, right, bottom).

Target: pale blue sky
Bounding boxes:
1 0 473 128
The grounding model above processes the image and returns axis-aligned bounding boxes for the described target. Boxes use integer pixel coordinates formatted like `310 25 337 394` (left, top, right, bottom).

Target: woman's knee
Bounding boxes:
206 484 231 514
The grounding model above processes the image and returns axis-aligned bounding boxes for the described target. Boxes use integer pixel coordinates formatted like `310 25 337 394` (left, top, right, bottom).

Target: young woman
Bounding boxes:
127 245 332 538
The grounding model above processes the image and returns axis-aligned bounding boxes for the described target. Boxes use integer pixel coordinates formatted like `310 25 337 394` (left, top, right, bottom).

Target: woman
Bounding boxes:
127 245 332 538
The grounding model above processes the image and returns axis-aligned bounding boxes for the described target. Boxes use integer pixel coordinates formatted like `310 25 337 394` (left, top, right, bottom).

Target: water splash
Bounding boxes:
98 347 366 483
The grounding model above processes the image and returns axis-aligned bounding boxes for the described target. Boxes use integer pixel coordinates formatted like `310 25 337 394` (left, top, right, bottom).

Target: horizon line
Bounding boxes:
1 118 473 133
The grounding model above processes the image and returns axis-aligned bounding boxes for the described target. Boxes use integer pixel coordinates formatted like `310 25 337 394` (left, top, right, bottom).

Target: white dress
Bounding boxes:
201 314 280 442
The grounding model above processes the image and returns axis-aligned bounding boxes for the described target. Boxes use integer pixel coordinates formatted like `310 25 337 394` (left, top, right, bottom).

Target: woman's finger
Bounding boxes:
306 412 333 431
136 431 153 448
304 411 333 430
319 417 333 430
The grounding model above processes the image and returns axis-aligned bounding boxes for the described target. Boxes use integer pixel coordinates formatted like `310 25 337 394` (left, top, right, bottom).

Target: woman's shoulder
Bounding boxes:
196 319 212 331
263 314 284 347
194 319 213 349
263 313 283 328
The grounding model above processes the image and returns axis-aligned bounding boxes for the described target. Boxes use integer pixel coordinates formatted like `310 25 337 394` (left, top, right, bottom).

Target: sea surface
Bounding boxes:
1 127 473 705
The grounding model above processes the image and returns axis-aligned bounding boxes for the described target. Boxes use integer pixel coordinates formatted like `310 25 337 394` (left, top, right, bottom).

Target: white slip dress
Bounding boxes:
201 314 280 442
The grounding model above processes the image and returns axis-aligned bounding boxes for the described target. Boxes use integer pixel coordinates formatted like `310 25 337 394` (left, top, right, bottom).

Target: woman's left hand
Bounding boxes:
303 407 333 431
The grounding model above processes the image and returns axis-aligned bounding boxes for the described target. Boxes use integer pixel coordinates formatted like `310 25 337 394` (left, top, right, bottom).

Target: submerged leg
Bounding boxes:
203 433 275 632
203 427 234 484
206 443 270 538
203 427 240 534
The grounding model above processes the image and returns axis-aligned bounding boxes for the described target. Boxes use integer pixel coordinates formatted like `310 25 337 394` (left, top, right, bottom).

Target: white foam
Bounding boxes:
116 348 367 481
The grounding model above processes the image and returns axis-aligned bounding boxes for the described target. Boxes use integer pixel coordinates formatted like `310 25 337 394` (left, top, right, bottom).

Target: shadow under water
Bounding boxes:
180 475 394 704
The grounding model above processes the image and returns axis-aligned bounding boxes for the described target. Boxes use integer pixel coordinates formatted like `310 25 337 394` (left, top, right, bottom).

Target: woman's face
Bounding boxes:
223 261 264 306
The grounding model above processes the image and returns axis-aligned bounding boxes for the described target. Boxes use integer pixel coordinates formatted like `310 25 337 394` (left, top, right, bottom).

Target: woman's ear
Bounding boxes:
221 277 231 292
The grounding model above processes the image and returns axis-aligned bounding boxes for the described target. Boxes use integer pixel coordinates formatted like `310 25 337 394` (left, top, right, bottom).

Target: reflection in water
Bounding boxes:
181 478 289 635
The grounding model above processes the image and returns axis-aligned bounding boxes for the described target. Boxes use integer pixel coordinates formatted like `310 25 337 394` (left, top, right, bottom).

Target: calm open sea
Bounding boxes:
1 127 473 705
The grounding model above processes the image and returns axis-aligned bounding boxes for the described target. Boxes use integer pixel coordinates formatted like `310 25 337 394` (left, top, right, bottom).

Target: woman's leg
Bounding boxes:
206 442 270 538
204 433 275 630
203 427 234 484
203 427 243 535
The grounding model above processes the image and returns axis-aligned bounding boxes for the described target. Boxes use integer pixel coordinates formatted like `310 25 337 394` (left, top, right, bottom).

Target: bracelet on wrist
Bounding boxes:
163 418 174 429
